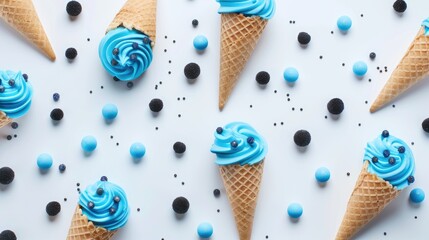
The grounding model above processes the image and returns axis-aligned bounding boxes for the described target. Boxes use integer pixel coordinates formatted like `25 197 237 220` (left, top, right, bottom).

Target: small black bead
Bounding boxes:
149 98 164 112
407 176 415 183
8 79 15 86
297 32 311 45
192 19 199 27
46 201 61 216
247 137 255 144
0 167 15 185
382 130 389 138
65 48 78 60
369 52 376 60
393 0 407 13
58 164 66 172
230 141 238 148
96 187 104 195
113 196 120 203
132 42 139 49
111 59 118 66
398 146 405 153
184 63 201 79
383 150 390 158
100 176 108 181
112 48 119 55
143 37 151 45
22 73 28 80
388 157 396 165
172 196 190 214
422 118 429 132
109 207 116 214
0 230 17 240
371 157 378 163
255 71 270 85
50 108 64 121
213 189 220 197
66 1 82 17
216 127 223 134
130 54 137 61
327 98 344 115
173 142 186 154
294 130 311 147
10 122 18 129
126 82 134 89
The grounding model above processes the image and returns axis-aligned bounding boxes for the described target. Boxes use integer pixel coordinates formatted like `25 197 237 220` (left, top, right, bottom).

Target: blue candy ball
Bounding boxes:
193 35 208 51
337 16 352 31
81 136 97 152
410 188 425 203
353 61 368 77
197 222 213 238
284 67 299 83
315 167 331 183
287 203 303 219
102 104 118 120
130 142 146 158
37 153 53 170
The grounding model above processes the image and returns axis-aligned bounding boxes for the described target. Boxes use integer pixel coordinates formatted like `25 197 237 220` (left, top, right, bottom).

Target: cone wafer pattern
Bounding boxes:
370 27 429 112
66 206 116 240
220 160 264 240
335 161 400 240
0 111 11 129
0 0 55 60
219 13 268 110
106 0 157 46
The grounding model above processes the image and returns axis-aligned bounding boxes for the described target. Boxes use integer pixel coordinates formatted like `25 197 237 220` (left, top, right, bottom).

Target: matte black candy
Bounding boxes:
382 130 389 138
369 52 376 60
297 32 311 45
173 142 186 154
50 108 64 121
327 98 344 115
294 130 311 147
371 157 378 163
213 189 221 197
184 63 201 79
192 19 199 27
422 118 429 132
0 230 17 240
216 127 223 134
65 48 78 60
172 197 190 214
66 1 82 17
0 167 14 185
393 0 407 13
149 98 164 112
46 201 61 216
255 71 270 85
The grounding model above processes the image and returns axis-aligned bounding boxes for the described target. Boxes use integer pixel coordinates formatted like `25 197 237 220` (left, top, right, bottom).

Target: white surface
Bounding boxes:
0 0 428 239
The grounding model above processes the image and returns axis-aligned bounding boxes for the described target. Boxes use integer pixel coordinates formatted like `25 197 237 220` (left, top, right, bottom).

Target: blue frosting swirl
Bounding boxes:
0 70 32 119
217 0 276 19
211 122 268 166
79 180 129 231
422 18 429 36
363 132 415 190
99 27 153 81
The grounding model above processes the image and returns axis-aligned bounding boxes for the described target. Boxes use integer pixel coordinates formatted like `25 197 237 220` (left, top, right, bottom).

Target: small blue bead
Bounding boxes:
352 61 368 77
193 35 209 51
81 136 97 152
398 146 405 153
88 201 94 209
113 196 121 203
53 93 60 102
216 127 223 134
315 167 331 183
0 86 4 93
112 48 119 55
371 157 378 163
109 207 116 214
132 42 139 49
111 59 118 66
130 54 137 61
143 37 151 45
8 79 15 86
408 176 415 183
283 67 299 83
410 188 425 203
382 130 389 138
102 104 118 120
231 141 238 148
287 203 303 219
389 157 396 165
58 164 66 172
337 16 352 31
130 142 146 159
100 176 108 181
247 137 255 144
96 187 104 195
197 222 213 238
383 150 390 158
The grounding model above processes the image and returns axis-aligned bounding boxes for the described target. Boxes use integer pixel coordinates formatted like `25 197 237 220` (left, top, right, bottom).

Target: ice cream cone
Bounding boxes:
335 161 400 240
66 206 116 240
370 27 429 113
0 111 11 129
219 160 265 240
106 0 157 47
0 0 55 61
219 13 268 110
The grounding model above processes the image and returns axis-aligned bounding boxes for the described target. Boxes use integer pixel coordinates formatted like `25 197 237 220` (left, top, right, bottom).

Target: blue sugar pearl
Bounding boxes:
353 61 368 77
371 157 378 163
231 141 238 148
0 86 4 93
410 188 425 203
382 130 389 138
114 196 121 203
247 137 255 144
398 146 405 153
283 67 299 83
408 176 415 183
143 37 151 45
109 207 116 214
337 16 352 31
315 167 331 183
88 201 94 209
383 150 390 158
102 104 118 120
389 157 396 165
111 59 118 66
58 164 66 172
8 79 15 86
37 153 53 170
96 187 104 195
11 122 18 129
197 222 213 238
112 48 119 55
132 42 139 49
130 54 137 61
53 93 60 102
130 142 146 158
287 203 303 219
216 127 223 134
100 176 108 181
81 136 97 152
22 73 28 80
193 35 209 51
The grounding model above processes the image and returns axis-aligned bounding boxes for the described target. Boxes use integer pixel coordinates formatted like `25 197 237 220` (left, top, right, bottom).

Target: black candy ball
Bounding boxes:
149 98 164 112
172 196 190 214
0 167 15 185
65 48 78 60
393 0 407 13
184 63 201 79
0 230 17 240
66 1 82 17
327 98 344 115
255 71 270 85
192 19 199 27
294 130 311 147
297 32 311 45
173 142 186 154
422 118 429 133
46 201 61 216
50 108 64 121
213 189 220 197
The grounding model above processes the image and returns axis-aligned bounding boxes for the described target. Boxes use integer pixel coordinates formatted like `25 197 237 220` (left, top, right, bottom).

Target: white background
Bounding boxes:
0 0 428 239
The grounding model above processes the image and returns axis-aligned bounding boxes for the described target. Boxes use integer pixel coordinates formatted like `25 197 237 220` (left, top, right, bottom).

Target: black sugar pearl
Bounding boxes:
149 98 163 112
65 48 78 60
113 196 120 203
10 122 18 129
393 0 407 13
58 164 66 172
382 130 389 138
46 201 61 216
372 157 378 163
297 32 311 45
109 208 116 214
370 52 376 60
184 63 201 79
173 142 186 154
66 1 82 17
8 79 15 86
294 130 311 147
100 176 108 181
50 108 64 121
172 197 190 214
0 230 17 240
22 73 28 80
0 167 15 185
247 137 254 144
231 141 238 148
327 98 344 115
192 19 199 27
143 37 151 45
132 42 139 49
383 150 390 158
112 48 119 55
398 146 405 153
216 127 223 134
0 86 4 93
408 176 415 183
96 188 104 195
88 201 94 209
126 82 134 89
422 118 429 132
130 54 137 61
213 189 220 197
256 71 270 85
389 157 396 165
111 59 118 66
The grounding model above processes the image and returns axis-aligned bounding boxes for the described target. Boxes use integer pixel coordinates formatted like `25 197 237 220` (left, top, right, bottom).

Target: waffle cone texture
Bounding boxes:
106 0 157 47
0 111 11 129
66 206 116 240
219 160 265 240
219 13 268 110
0 0 55 60
370 27 429 113
335 161 400 240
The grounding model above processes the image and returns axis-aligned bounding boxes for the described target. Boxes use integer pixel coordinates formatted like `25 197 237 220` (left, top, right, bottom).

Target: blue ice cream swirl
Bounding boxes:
0 70 32 119
363 131 415 190
211 122 268 166
217 0 276 19
99 27 153 81
79 179 129 231
422 18 429 36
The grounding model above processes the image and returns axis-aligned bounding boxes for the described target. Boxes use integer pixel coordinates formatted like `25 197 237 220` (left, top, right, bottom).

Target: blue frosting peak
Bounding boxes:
0 70 32 119
217 0 276 20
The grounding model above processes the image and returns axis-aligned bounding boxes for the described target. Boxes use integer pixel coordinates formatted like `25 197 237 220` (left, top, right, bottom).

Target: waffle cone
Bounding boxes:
219 160 265 240
219 13 268 110
0 111 11 129
0 0 55 60
335 161 400 240
106 0 157 47
66 206 116 240
370 27 429 113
